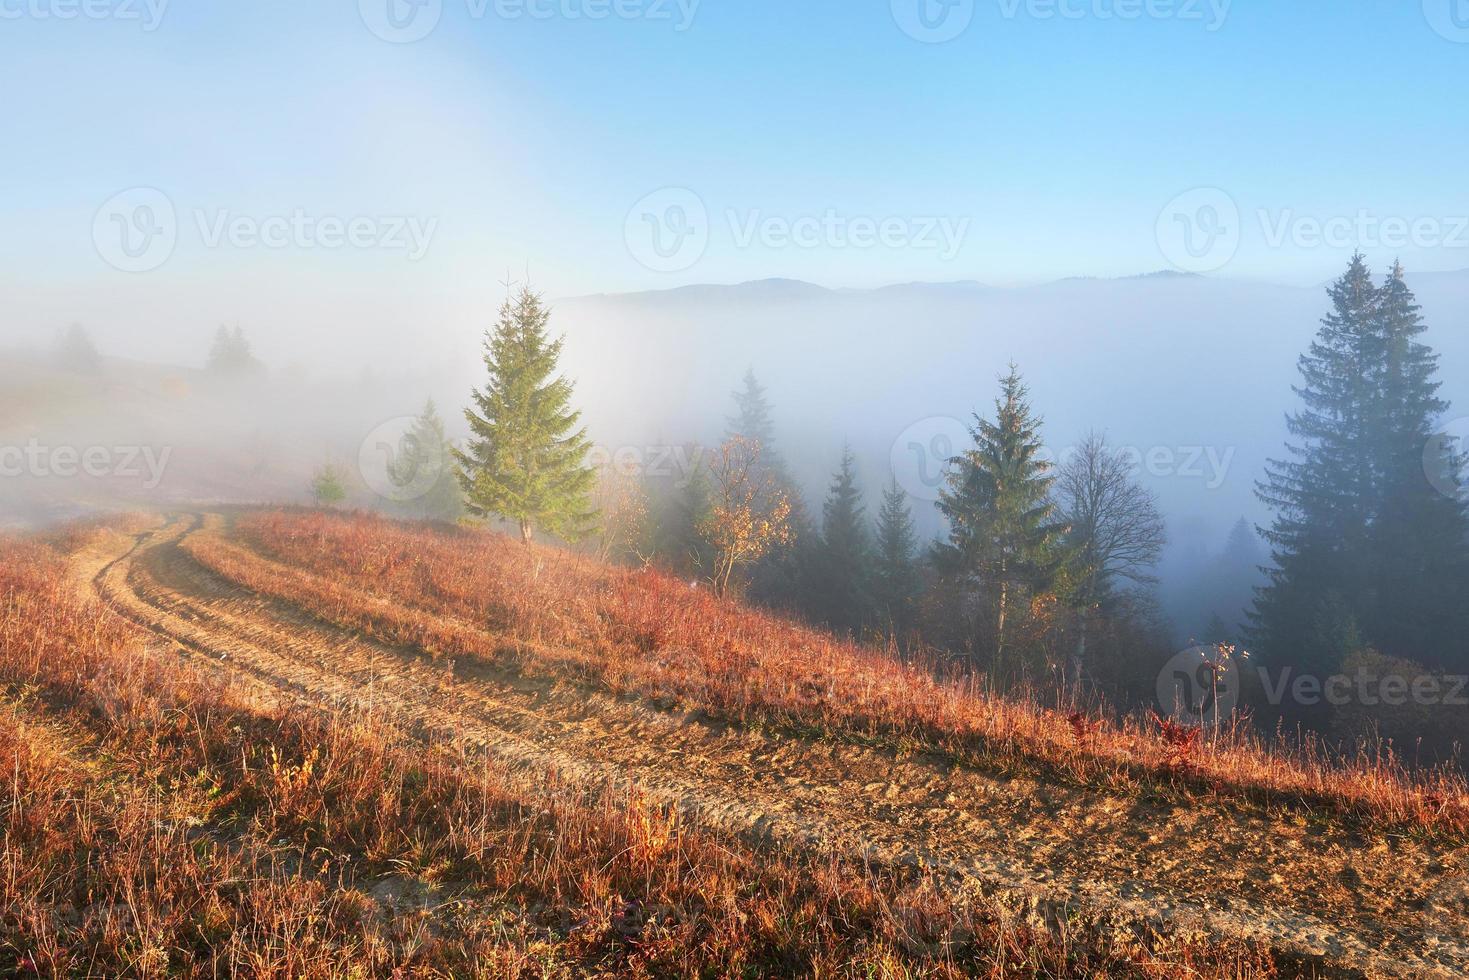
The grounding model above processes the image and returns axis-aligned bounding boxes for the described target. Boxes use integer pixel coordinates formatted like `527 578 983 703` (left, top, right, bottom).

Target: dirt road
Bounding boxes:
74 513 1469 978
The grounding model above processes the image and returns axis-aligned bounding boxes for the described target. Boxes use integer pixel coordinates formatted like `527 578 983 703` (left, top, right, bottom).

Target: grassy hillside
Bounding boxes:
2 510 1466 976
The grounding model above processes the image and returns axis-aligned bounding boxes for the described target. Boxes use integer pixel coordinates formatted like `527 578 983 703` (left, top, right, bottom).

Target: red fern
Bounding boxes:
1151 711 1202 771
1066 711 1100 742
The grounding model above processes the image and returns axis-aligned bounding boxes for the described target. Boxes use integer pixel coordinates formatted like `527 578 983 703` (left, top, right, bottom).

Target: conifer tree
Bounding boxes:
812 445 873 634
455 286 595 544
726 368 809 525
656 453 715 577
207 325 233 371
1255 256 1469 673
208 324 261 376
1222 515 1262 568
311 463 347 508
873 476 921 643
935 365 1067 663
1368 263 1469 665
390 400 462 522
1255 255 1382 674
1206 517 1265 638
55 323 101 373
1203 613 1235 646
727 369 786 477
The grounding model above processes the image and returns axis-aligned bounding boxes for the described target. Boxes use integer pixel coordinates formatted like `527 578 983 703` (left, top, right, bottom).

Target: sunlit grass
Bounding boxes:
218 508 1469 837
0 524 1281 977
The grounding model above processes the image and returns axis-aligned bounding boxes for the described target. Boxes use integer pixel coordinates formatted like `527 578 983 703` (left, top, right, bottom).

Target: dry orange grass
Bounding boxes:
0 526 1281 977
214 509 1469 836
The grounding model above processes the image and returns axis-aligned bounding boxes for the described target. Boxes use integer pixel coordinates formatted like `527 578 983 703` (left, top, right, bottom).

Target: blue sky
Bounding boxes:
3 0 1467 310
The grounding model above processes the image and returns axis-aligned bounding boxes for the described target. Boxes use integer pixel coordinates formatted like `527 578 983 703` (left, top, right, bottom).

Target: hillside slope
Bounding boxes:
50 510 1469 977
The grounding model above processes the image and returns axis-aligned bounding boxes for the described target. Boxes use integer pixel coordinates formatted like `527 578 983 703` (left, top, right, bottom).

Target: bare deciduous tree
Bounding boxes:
1057 431 1167 685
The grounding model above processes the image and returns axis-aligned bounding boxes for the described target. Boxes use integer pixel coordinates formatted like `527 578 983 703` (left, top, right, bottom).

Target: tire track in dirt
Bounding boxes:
77 514 1469 978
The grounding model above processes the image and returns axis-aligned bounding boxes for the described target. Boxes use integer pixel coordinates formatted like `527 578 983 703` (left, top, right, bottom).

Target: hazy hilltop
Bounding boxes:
0 347 444 529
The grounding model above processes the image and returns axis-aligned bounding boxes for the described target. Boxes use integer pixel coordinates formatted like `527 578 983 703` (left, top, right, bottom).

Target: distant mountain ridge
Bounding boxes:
565 266 1469 304
555 265 1469 552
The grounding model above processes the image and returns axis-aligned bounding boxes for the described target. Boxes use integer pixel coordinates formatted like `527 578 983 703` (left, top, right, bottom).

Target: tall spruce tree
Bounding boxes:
873 476 921 643
1255 255 1381 674
813 445 873 635
1255 256 1469 673
935 365 1067 663
455 286 595 544
1368 263 1469 666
